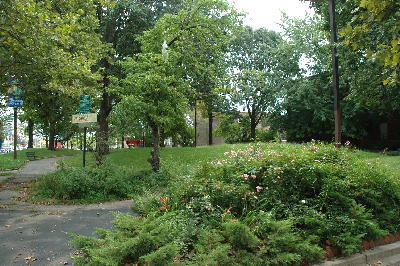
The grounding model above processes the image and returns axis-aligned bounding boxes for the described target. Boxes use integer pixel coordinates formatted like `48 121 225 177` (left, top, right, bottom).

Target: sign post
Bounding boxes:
7 78 23 159
13 108 17 159
72 95 96 167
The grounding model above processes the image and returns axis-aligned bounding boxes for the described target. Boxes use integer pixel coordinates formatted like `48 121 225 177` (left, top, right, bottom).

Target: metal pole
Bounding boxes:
328 0 341 147
83 127 87 167
194 100 197 147
13 107 17 159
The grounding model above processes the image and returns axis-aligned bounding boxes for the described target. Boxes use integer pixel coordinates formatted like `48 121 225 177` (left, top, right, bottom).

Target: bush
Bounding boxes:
256 128 277 142
72 143 400 264
31 160 172 203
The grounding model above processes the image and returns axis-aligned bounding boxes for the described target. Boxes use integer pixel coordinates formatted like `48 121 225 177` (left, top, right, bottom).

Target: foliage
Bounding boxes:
93 0 184 158
72 143 400 264
226 26 298 139
340 0 399 86
269 14 394 143
138 0 242 145
302 0 399 112
255 129 277 143
0 0 104 93
30 160 172 203
117 53 188 171
215 114 252 143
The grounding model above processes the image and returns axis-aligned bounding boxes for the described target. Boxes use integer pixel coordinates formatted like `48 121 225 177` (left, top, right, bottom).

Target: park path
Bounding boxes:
0 157 134 266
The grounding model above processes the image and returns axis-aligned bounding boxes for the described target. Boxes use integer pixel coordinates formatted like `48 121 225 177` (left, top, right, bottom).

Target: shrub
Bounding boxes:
72 143 400 264
31 160 172 203
256 128 277 142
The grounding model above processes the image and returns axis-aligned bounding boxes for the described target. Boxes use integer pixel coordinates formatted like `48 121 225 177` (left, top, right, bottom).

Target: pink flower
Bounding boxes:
224 152 230 156
251 174 256 179
241 174 249 179
256 186 263 192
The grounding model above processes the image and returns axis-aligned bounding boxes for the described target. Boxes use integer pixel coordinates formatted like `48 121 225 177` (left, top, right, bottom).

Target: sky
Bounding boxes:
228 0 313 32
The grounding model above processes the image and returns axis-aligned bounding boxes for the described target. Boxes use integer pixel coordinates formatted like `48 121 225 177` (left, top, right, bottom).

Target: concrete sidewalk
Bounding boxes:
0 157 135 265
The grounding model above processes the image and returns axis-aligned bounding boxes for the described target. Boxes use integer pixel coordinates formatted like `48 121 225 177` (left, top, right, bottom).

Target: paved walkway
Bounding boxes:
0 158 134 265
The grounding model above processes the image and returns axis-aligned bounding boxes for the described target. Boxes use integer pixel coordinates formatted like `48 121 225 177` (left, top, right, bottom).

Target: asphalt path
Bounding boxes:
0 157 135 265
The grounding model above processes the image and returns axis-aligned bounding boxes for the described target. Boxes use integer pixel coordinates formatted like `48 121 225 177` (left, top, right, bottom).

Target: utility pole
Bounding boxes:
328 0 341 147
306 0 341 146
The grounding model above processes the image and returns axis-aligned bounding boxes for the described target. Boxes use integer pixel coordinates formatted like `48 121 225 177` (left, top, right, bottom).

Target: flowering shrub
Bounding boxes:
73 142 400 264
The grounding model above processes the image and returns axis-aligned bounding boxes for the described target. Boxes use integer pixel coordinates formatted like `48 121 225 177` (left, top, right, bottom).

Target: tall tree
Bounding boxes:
119 53 188 171
341 0 399 86
0 0 104 93
94 0 184 158
139 0 241 146
117 0 241 171
227 27 299 139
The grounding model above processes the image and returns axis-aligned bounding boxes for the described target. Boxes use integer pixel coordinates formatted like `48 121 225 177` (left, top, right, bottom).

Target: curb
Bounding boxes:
316 241 400 266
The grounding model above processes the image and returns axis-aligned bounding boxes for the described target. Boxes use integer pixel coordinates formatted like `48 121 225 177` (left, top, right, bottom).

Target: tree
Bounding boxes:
341 0 399 86
119 53 188 171
227 27 299 139
269 14 391 144
302 0 400 111
0 0 104 93
94 0 184 158
139 0 241 146
23 85 78 150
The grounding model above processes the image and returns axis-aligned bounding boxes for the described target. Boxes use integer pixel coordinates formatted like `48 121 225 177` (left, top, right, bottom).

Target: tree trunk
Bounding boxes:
48 123 56 151
45 136 48 149
149 123 160 172
121 136 125 149
208 111 213 145
96 91 113 156
160 127 166 147
96 57 113 158
250 116 257 141
27 119 34 148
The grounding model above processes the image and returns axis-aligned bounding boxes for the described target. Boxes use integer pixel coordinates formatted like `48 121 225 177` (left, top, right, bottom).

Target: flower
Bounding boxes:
256 186 263 192
300 200 306 204
241 174 249 179
224 206 233 213
251 174 257 179
224 152 230 156
161 196 168 203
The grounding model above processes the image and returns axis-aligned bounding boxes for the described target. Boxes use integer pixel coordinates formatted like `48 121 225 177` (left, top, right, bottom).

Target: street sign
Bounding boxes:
72 113 97 127
8 97 23 107
79 95 91 114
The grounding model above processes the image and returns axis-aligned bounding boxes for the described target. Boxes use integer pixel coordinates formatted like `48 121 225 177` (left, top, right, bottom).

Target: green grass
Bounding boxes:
61 144 400 177
356 150 400 177
0 148 80 170
61 144 249 174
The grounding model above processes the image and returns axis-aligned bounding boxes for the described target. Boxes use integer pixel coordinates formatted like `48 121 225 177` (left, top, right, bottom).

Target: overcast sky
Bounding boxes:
228 0 313 32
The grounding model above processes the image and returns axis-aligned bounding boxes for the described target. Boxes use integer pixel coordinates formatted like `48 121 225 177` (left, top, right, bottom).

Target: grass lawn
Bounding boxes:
0 148 80 170
357 150 400 177
61 144 400 177
61 144 249 173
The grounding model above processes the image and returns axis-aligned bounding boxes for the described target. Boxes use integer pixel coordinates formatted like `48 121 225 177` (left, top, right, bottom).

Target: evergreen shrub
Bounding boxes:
73 143 400 264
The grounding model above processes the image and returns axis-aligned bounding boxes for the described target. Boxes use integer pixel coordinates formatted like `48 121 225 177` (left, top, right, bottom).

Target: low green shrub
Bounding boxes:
256 128 277 142
31 160 172 203
72 143 400 264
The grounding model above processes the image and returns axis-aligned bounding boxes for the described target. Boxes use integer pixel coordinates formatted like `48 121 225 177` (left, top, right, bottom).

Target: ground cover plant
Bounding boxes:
30 145 248 203
72 143 400 265
0 148 80 170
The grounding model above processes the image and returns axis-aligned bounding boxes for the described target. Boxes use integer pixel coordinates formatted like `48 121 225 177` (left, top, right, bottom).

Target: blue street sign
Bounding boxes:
8 97 23 107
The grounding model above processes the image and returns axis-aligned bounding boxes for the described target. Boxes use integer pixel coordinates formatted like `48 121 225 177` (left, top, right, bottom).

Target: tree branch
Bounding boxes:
0 27 26 47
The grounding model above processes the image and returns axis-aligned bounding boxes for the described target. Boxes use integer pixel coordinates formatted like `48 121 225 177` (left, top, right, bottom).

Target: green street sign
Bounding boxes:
79 95 91 114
